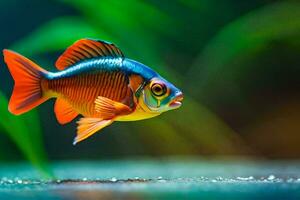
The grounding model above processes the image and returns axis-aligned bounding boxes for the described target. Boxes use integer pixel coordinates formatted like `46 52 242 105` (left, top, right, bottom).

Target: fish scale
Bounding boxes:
45 70 130 117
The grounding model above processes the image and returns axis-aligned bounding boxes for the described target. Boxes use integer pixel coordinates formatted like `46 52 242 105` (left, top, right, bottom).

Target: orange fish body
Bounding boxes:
42 70 133 119
3 39 183 144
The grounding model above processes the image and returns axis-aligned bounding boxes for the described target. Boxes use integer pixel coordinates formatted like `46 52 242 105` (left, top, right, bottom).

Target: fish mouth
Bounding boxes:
169 92 183 108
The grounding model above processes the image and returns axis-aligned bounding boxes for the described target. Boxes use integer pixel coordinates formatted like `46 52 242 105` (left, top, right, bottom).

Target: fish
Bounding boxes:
3 38 183 144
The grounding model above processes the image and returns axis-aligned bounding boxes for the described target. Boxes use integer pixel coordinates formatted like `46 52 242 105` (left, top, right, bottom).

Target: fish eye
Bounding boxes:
151 83 166 97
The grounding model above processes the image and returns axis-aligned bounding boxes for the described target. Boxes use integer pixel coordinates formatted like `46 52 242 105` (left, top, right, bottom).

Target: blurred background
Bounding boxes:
0 0 299 173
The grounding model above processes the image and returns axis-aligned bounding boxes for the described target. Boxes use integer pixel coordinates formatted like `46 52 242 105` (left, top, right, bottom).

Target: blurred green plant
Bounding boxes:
0 92 51 177
187 1 300 99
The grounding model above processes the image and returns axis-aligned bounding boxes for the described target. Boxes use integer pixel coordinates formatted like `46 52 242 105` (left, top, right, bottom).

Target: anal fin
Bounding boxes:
73 97 132 145
54 98 78 124
74 118 113 145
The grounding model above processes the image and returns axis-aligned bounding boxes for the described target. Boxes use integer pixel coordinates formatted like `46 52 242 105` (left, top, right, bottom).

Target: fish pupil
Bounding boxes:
154 86 161 92
151 83 166 97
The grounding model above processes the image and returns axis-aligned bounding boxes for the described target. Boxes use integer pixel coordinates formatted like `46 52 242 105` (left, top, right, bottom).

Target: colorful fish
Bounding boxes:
3 39 183 144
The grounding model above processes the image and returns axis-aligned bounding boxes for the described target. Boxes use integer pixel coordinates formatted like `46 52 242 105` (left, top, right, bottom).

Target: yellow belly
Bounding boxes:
116 105 161 121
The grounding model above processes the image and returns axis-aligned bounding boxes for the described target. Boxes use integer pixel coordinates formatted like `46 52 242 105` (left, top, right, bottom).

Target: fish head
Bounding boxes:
138 76 183 114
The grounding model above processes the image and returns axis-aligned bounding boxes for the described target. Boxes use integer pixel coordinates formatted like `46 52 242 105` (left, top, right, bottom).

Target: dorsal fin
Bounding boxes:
55 39 124 70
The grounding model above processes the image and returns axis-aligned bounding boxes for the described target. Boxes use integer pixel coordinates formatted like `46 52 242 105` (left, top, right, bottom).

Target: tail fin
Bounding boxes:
3 49 49 115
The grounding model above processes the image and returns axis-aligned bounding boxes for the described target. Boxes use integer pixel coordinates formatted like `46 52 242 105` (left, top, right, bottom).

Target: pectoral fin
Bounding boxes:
95 96 132 119
54 98 78 124
74 118 113 145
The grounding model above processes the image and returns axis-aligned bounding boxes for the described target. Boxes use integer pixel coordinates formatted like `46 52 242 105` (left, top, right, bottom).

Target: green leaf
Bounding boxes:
11 17 112 56
58 0 173 36
0 92 51 178
187 1 300 97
